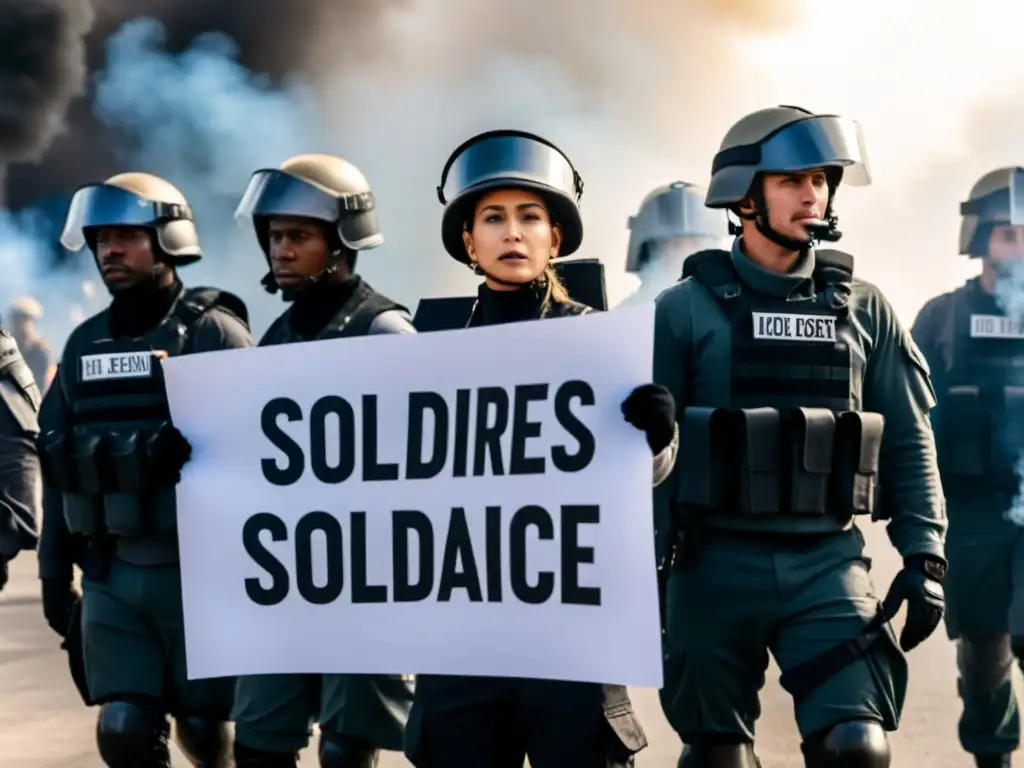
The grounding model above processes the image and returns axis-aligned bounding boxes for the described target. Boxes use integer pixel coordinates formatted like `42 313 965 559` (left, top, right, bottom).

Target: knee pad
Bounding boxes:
678 740 760 768
232 739 298 768
96 700 171 768
174 716 230 767
318 732 379 768
959 636 1014 692
801 721 889 768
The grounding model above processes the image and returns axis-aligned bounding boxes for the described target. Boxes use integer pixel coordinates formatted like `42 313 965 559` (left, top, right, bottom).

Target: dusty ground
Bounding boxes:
1 523 1017 767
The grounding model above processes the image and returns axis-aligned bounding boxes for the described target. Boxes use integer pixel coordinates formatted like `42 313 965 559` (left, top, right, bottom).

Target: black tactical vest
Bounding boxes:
260 278 406 346
41 288 246 539
675 249 884 522
935 285 1024 493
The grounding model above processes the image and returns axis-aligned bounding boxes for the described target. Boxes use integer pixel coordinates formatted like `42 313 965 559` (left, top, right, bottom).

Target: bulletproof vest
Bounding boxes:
935 285 1024 493
412 258 607 331
40 288 239 538
260 278 405 346
674 249 884 523
0 327 41 434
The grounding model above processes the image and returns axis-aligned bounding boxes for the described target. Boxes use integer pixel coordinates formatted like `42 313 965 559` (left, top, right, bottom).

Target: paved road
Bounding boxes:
1 523 1018 767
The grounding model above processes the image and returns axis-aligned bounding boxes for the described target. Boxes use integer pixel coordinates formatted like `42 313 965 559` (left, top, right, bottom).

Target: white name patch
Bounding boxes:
970 314 1024 339
81 351 153 382
751 311 837 342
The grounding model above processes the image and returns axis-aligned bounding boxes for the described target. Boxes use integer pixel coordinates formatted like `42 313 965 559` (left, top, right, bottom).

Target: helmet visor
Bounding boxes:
234 169 374 225
440 134 579 204
60 184 191 252
960 168 1024 226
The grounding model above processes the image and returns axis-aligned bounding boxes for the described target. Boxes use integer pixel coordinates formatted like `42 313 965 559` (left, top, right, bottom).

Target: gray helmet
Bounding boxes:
705 106 871 209
235 153 383 259
626 181 727 272
438 130 583 263
959 167 1024 257
60 172 201 264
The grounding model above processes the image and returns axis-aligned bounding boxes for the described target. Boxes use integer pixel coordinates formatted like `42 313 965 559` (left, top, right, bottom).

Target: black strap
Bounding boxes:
174 287 250 329
779 597 898 703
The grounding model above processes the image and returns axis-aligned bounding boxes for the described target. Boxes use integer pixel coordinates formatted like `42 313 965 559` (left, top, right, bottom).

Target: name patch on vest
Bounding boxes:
80 351 153 382
970 314 1024 339
751 311 837 342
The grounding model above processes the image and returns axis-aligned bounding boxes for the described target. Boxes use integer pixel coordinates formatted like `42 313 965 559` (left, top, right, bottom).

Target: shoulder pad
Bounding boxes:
0 327 19 365
680 248 731 280
367 309 416 335
814 248 855 276
182 287 250 327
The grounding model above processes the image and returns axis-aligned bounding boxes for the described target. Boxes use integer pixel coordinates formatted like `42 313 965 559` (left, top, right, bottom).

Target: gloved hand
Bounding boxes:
41 578 79 639
149 422 193 484
621 383 676 454
0 554 8 593
880 554 945 652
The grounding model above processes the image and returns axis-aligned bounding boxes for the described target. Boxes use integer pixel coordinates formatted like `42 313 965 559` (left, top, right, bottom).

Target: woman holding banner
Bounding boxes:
402 129 678 768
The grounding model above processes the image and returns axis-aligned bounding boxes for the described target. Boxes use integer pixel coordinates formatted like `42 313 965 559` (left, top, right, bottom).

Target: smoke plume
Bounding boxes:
0 0 93 165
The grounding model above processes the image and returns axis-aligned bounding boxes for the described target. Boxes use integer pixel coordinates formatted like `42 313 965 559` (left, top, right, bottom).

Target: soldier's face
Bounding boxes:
95 227 156 292
268 217 330 287
759 169 830 242
463 188 562 289
987 225 1024 270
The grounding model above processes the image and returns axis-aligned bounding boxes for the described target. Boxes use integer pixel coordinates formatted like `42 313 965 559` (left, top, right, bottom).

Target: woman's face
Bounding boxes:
463 188 561 289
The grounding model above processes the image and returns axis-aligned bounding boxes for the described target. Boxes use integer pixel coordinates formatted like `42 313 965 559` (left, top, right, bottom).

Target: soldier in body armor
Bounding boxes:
36 172 253 768
653 106 947 768
0 324 43 593
622 181 728 304
229 154 416 768
910 167 1024 768
403 129 678 768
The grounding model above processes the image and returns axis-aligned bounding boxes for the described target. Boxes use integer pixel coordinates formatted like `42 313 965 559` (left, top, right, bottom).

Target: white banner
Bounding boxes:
162 303 662 687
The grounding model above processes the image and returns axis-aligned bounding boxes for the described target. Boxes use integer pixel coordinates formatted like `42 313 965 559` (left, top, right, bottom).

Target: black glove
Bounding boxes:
0 554 8 593
621 383 676 454
41 578 79 639
880 554 945 652
148 423 193 484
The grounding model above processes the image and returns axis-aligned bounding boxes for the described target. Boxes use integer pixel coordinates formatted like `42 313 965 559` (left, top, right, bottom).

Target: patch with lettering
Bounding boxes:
969 314 1024 339
80 351 153 382
751 311 837 342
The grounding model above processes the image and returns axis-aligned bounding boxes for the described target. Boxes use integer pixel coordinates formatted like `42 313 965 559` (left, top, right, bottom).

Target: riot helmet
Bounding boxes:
235 153 382 295
60 173 201 264
626 181 728 273
438 129 584 264
706 106 871 250
959 167 1024 258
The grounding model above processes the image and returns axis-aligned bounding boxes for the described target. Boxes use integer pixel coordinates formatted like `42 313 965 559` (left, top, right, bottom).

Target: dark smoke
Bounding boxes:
5 0 410 208
0 0 93 164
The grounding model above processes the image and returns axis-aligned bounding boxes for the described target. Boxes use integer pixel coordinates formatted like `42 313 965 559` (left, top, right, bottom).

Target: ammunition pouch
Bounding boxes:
42 426 177 538
675 406 885 520
938 385 1024 495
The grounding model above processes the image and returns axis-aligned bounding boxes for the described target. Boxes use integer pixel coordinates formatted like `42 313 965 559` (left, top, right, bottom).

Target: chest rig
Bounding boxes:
674 249 884 523
260 279 405 346
41 288 235 539
936 288 1024 494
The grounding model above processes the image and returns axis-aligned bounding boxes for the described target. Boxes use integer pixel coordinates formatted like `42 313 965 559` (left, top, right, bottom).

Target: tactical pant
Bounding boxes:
81 556 235 716
232 673 414 754
404 676 646 767
944 502 1024 757
660 527 906 744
